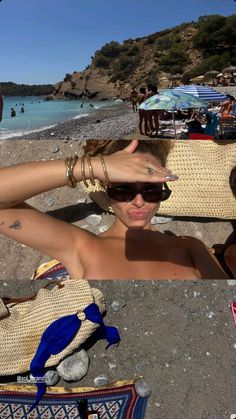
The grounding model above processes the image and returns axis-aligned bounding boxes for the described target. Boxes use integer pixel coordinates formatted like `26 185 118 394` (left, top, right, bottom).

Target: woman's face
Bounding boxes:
107 152 163 230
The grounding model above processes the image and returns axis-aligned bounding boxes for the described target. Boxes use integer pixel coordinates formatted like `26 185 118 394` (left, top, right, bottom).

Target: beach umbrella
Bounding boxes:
139 89 207 138
169 73 182 87
222 65 236 74
190 75 205 82
172 84 227 102
204 70 219 85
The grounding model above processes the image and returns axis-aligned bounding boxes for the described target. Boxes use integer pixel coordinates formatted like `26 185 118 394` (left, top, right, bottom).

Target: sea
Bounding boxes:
0 96 122 140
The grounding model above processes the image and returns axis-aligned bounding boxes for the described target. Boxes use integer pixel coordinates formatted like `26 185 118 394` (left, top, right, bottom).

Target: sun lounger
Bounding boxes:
220 117 236 139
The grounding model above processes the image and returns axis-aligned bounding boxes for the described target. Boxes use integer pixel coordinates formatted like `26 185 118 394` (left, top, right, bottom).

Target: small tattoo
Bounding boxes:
0 221 4 226
9 220 22 230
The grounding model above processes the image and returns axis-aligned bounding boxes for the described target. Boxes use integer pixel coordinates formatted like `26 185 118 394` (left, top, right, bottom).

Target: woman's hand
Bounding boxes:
92 139 178 184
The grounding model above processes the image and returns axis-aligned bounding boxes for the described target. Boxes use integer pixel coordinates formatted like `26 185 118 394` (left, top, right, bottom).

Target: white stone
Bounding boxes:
86 214 102 226
57 350 89 382
94 374 109 387
49 144 59 153
151 216 173 224
135 380 151 397
44 370 60 386
99 225 109 233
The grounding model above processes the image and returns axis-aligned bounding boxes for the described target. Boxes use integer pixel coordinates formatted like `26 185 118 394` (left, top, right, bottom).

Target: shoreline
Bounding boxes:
0 103 139 141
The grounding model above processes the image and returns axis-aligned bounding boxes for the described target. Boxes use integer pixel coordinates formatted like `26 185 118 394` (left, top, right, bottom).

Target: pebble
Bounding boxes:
30 370 60 386
50 132 55 137
193 291 201 298
135 380 151 398
94 374 109 387
44 196 55 207
77 197 86 204
135 363 144 372
151 216 173 224
207 311 216 319
86 214 102 226
111 300 125 312
56 350 89 381
49 144 59 153
99 225 109 233
44 370 60 386
228 280 236 286
108 362 117 371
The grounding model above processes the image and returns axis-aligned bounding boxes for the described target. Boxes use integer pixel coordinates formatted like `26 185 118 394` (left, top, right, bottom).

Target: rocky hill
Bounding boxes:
51 14 236 101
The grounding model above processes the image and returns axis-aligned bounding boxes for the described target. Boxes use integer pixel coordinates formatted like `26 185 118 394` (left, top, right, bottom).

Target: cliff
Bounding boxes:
51 14 236 101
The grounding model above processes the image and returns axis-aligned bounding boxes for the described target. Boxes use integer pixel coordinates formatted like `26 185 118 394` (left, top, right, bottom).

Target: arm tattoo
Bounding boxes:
8 220 22 230
0 221 4 226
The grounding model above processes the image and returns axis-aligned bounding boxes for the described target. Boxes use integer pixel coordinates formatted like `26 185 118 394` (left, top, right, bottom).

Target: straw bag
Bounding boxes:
159 140 236 219
0 279 106 376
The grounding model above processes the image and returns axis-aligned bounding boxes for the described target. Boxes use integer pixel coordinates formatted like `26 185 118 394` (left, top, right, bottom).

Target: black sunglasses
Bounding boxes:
106 183 172 203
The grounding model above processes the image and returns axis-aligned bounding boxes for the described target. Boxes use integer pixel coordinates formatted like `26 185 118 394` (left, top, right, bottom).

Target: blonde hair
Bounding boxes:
83 139 172 166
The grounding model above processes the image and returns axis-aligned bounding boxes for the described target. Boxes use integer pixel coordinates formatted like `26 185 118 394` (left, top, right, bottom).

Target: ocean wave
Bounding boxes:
72 113 89 120
0 124 57 140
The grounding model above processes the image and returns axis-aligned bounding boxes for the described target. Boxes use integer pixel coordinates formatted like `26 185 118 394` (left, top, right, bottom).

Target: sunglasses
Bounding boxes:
106 183 172 203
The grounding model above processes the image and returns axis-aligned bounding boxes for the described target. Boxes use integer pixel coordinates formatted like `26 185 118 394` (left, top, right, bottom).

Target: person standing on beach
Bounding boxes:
0 95 3 122
138 87 148 135
130 87 139 113
146 85 159 137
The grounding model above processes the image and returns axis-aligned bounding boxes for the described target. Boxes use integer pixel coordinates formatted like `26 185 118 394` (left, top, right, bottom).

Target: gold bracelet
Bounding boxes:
81 155 89 187
86 155 95 186
64 155 78 188
100 155 109 185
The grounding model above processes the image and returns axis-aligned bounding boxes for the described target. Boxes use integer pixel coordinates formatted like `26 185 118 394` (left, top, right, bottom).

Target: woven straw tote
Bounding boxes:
0 279 105 375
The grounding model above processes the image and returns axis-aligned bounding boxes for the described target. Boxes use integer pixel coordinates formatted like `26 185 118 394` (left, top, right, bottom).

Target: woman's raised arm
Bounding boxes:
0 140 177 275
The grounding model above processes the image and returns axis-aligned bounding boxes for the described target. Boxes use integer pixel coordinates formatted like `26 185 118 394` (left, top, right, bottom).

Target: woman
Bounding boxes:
0 139 228 280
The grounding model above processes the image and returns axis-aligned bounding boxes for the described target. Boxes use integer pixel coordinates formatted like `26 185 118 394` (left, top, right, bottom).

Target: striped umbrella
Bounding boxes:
139 89 207 138
172 84 227 102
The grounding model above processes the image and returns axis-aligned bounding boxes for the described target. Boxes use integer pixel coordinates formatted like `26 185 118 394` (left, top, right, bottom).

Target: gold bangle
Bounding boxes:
64 155 78 188
81 155 89 187
86 155 95 186
100 155 109 185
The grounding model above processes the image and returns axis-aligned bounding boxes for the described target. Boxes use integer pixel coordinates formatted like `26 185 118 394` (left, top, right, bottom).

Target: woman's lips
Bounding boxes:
127 210 150 220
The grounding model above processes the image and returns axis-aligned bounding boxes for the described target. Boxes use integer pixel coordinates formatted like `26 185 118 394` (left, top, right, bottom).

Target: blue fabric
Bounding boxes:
30 303 121 411
232 103 236 116
204 112 219 136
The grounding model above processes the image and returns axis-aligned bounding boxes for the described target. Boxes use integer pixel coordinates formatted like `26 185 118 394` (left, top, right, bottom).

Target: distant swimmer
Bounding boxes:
20 106 25 113
80 102 84 108
0 95 3 122
89 104 94 107
11 108 16 117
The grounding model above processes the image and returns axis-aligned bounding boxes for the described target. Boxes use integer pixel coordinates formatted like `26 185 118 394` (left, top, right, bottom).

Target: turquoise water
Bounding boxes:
0 96 121 139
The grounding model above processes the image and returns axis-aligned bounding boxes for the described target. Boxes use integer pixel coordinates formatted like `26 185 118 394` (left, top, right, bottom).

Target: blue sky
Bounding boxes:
0 0 235 84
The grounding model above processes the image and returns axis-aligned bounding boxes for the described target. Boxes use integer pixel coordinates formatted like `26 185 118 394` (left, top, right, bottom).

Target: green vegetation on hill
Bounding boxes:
92 14 236 84
184 14 236 82
0 82 54 96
